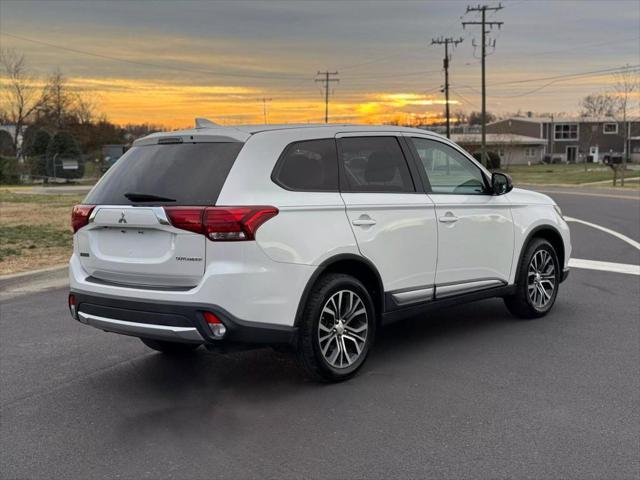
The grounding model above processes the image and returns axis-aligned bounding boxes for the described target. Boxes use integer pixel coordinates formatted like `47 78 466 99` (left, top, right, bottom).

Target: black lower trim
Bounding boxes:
561 268 570 283
70 290 297 346
380 285 517 326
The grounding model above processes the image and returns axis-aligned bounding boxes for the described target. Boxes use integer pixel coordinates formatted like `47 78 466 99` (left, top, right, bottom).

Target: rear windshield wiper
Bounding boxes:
124 192 176 203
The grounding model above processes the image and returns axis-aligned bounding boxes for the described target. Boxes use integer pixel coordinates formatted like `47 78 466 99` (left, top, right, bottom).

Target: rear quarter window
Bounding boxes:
271 139 339 191
85 142 243 205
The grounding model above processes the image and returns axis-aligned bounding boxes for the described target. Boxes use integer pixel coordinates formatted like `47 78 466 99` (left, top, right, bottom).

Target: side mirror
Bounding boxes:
491 172 513 195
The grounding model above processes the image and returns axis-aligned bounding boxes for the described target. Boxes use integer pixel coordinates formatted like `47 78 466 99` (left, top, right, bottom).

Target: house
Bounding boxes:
487 116 640 163
451 133 547 165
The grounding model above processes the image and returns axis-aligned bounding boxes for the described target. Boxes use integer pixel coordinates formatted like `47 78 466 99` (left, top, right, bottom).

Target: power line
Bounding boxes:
341 67 445 80
1 31 310 82
315 71 339 123
450 87 479 110
452 65 640 97
431 37 464 138
462 2 504 166
494 65 640 86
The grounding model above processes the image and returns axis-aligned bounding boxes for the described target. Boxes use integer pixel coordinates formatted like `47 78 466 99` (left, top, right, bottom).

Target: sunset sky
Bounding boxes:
1 0 639 128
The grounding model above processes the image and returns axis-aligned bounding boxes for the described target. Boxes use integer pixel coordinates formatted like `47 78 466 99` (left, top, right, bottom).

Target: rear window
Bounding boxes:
85 142 243 205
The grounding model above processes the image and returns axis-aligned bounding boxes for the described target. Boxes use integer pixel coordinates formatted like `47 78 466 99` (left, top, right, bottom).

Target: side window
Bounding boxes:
410 137 487 194
272 139 339 191
339 136 415 193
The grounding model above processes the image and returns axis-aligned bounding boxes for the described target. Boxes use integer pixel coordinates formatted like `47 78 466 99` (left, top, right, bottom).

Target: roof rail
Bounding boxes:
194 117 219 129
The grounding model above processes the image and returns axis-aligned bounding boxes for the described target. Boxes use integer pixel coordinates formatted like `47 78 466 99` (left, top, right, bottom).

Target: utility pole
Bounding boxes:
315 71 339 123
258 97 272 124
431 36 464 139
463 3 504 166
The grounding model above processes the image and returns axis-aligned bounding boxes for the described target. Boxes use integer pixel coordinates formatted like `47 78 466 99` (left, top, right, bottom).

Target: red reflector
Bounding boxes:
68 294 78 319
71 205 95 233
163 206 278 241
203 311 222 324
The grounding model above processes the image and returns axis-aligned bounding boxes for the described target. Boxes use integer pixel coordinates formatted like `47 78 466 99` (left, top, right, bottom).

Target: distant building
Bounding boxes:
451 133 547 165
487 116 640 163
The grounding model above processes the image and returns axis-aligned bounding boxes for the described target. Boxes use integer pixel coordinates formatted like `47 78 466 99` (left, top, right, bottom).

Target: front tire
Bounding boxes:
297 273 376 382
504 238 560 319
140 338 201 355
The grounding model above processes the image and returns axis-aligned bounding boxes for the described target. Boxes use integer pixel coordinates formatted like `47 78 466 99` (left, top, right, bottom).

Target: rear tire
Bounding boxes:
297 273 376 382
504 238 560 319
140 338 201 355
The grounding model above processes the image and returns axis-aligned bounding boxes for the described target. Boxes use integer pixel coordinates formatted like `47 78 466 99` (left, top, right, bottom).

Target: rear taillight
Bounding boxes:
162 207 204 234
71 205 95 233
164 206 278 241
68 294 78 319
202 311 226 338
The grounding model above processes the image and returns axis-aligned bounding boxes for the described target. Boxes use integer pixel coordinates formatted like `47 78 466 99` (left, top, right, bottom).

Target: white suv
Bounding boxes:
69 121 571 382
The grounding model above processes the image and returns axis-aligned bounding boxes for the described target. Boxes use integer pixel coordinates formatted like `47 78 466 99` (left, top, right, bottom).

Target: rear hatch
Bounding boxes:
77 140 244 288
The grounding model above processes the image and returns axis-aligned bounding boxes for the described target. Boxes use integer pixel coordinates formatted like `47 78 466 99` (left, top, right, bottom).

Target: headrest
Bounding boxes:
365 150 397 182
279 153 325 189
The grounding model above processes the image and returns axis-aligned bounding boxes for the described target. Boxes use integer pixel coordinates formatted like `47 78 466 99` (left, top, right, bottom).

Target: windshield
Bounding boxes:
84 142 243 205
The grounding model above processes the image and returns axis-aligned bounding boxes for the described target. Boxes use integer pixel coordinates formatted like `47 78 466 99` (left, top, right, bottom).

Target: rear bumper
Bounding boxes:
78 311 205 343
70 290 297 347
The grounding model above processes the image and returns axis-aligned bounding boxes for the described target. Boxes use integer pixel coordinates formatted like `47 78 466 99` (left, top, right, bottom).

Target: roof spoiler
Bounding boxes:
195 117 219 129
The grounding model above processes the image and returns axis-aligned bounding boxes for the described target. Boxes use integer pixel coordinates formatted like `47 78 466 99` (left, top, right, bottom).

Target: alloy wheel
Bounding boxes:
527 249 556 309
317 290 369 369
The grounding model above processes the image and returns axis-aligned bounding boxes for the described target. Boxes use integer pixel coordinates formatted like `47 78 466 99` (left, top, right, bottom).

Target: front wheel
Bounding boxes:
504 238 560 319
297 273 376 382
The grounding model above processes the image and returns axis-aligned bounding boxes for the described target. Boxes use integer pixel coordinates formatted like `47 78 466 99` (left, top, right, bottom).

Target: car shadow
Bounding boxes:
101 297 518 394
83 297 554 441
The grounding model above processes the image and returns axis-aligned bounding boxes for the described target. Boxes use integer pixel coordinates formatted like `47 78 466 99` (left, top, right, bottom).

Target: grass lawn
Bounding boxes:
0 189 84 275
501 163 640 186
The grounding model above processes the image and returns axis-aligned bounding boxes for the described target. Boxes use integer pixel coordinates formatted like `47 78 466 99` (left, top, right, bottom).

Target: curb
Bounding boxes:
0 265 68 290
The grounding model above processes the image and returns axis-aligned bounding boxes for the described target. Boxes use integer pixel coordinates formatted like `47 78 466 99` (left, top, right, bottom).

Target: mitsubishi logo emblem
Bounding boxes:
118 212 127 224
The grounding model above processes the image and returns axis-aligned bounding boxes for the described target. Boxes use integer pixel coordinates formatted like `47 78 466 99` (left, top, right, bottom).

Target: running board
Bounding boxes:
382 284 516 326
435 279 506 298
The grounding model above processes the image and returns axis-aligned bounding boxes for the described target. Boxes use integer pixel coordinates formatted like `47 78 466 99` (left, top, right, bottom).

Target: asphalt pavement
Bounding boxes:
1 187 639 479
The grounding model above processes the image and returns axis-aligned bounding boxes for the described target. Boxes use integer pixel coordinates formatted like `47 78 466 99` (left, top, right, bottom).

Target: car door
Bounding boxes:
337 133 438 307
406 136 514 298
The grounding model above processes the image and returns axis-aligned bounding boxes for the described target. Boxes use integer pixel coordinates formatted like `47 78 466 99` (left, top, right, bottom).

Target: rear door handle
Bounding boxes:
439 212 459 223
352 215 376 227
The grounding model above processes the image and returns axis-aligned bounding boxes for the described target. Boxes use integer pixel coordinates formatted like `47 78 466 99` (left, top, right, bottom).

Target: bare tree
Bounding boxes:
74 95 97 125
579 93 617 118
612 66 639 186
453 110 468 127
468 110 496 125
40 68 76 129
0 49 47 154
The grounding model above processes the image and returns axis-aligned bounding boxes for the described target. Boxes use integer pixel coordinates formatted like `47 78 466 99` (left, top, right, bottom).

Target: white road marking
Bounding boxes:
564 216 640 251
569 258 640 276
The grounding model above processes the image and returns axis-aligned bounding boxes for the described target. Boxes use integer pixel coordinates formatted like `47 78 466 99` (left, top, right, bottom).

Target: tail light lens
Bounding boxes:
164 206 278 241
71 205 95 233
202 311 226 338
68 294 78 319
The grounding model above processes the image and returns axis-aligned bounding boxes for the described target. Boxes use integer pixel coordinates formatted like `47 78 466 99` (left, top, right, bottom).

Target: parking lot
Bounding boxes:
1 186 638 479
